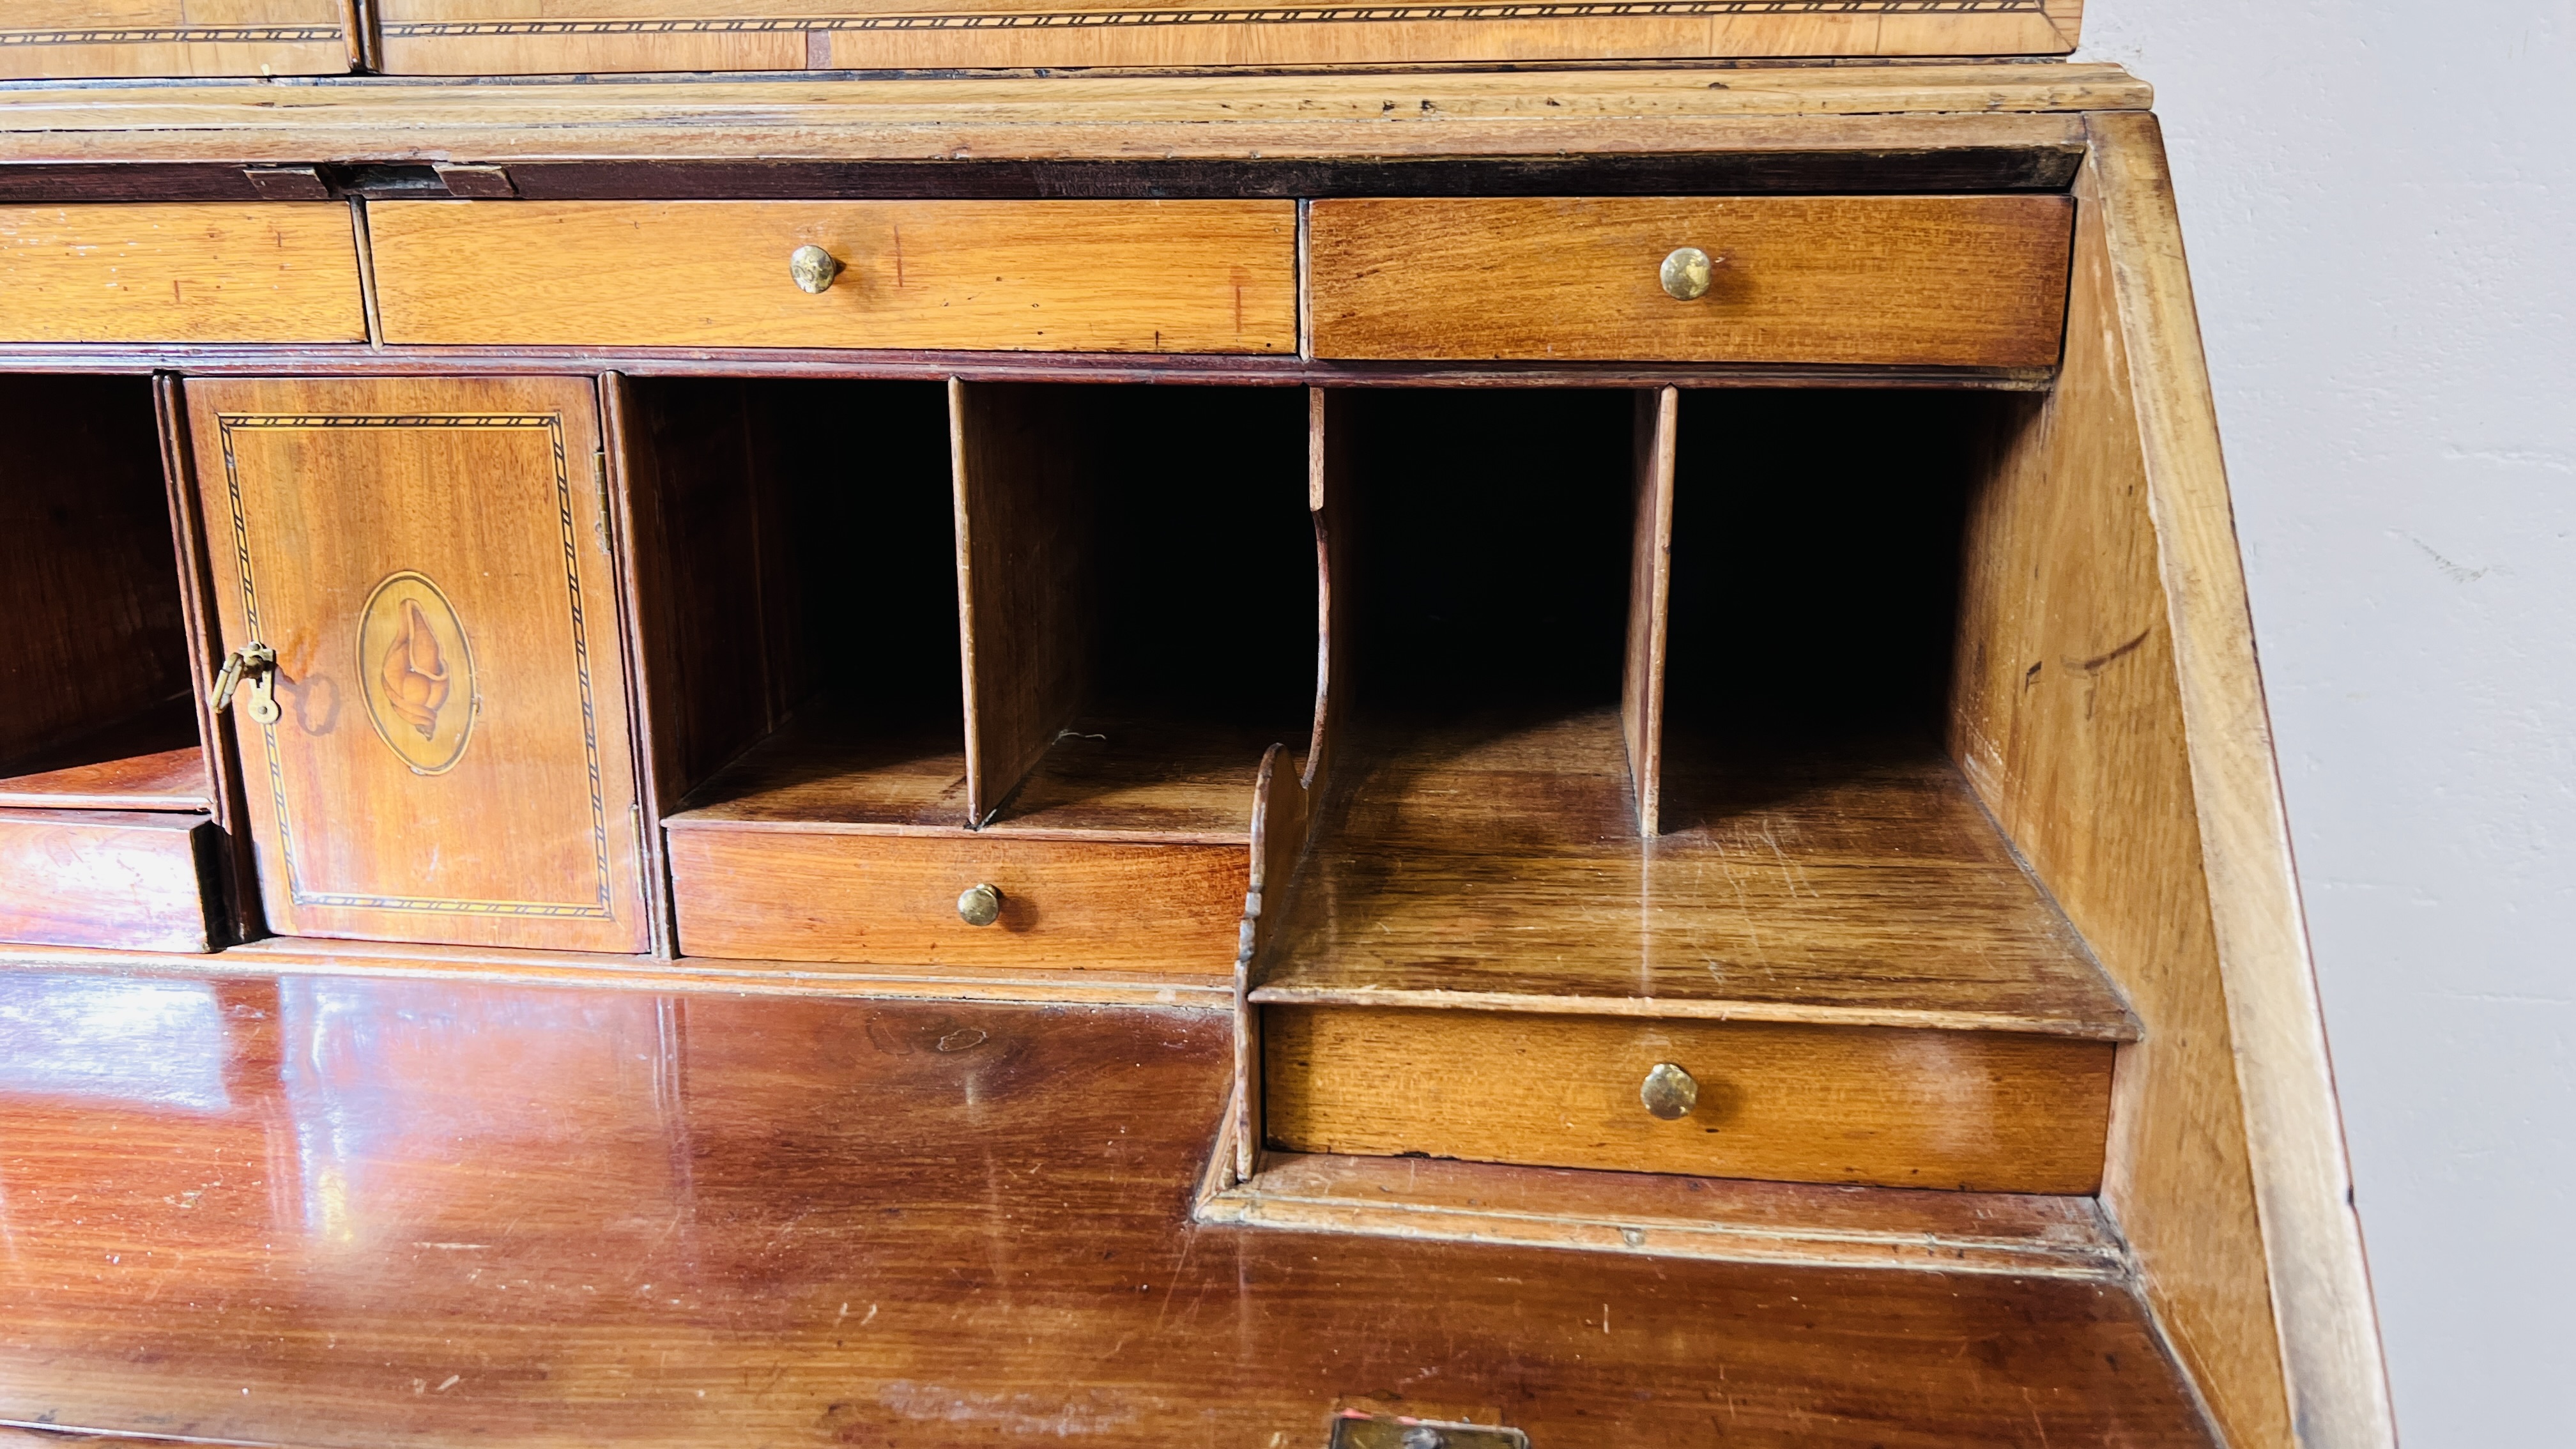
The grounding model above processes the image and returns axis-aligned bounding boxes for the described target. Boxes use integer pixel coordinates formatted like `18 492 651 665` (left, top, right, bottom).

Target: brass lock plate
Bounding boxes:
1328 1411 1530 1448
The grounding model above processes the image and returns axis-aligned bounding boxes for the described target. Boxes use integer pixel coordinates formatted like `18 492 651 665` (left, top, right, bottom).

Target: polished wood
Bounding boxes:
2099 114 2386 1446
1621 386 1678 834
1257 709 2136 1038
0 203 364 343
0 71 2145 171
0 376 194 777
1267 1004 2112 1193
1208 1150 2127 1278
0 966 2216 1446
0 744 208 813
185 376 650 953
375 0 2081 74
0 809 210 953
951 381 1091 821
0 1 349 80
667 824 1245 971
1950 155 2294 1449
368 200 1297 355
673 705 1276 843
1312 195 2074 365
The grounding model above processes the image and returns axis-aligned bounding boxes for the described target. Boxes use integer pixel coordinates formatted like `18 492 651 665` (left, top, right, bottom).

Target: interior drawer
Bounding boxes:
368 200 1298 354
1263 1005 2113 1194
667 824 1247 974
1308 195 2074 366
0 203 366 344
0 809 216 953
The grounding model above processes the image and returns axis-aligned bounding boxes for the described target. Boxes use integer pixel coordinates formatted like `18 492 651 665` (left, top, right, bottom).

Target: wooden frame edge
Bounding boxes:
2086 109 2395 1448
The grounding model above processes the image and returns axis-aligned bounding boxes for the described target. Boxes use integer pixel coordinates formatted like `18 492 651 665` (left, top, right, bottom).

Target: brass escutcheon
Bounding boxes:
1659 245 1715 302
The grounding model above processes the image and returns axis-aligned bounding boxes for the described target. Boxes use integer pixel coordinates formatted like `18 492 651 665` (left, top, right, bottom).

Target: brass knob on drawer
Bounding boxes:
788 244 843 294
956 882 1002 928
1659 246 1715 302
1640 1061 1699 1120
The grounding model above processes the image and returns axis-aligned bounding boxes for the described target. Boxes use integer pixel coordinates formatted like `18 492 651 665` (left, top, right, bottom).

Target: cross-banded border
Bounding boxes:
215 412 617 923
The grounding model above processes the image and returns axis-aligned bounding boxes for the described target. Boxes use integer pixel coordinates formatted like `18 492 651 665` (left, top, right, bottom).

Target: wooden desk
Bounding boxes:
0 64 2384 1449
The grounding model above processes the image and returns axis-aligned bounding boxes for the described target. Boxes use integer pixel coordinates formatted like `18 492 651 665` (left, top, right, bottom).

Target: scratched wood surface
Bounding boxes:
0 69 2147 171
0 809 211 953
0 966 2216 1447
0 1 351 80
369 200 1297 355
0 203 364 344
1255 709 2135 1038
1266 1003 2115 1193
375 0 2083 73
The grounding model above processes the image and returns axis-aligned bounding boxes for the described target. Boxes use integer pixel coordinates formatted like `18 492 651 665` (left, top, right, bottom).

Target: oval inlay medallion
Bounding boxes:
356 570 475 775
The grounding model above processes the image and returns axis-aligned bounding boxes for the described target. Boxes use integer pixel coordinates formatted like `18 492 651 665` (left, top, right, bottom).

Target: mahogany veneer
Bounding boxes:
0 967 2212 1448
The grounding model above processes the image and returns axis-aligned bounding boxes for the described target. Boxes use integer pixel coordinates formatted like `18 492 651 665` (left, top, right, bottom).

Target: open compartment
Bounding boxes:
0 373 220 951
640 378 1314 974
1249 383 2134 1193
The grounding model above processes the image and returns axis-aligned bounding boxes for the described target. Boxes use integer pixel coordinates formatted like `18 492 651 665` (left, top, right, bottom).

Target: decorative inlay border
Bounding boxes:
215 413 617 923
0 26 344 47
382 0 2043 37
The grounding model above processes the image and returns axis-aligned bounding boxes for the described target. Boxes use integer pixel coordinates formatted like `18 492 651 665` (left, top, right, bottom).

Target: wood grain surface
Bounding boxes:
0 70 2145 171
369 200 1296 354
185 376 650 953
1266 1004 2112 1193
0 376 195 776
1210 1149 2128 1277
1621 386 1678 834
1949 148 2295 1449
1255 709 2135 1038
666 825 1247 972
0 203 362 343
375 0 2082 73
1310 195 2074 365
2090 112 2393 1448
0 808 211 953
0 966 2218 1447
0 745 208 813
0 1 350 80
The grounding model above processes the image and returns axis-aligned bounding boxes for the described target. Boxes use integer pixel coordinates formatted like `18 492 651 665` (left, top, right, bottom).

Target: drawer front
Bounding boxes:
668 825 1247 974
0 809 213 953
1264 1006 2112 1194
1 3 349 80
0 203 366 344
1310 195 2073 365
369 200 1299 354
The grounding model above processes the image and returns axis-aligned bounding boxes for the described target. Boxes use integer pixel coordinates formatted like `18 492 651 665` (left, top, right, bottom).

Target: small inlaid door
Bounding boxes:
187 376 648 952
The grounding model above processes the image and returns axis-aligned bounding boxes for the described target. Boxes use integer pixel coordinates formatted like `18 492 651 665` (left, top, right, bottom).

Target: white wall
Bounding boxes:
2075 3 2575 1443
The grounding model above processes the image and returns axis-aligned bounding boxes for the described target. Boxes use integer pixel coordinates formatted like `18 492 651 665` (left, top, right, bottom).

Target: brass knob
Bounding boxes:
956 882 1002 928
1659 246 1715 302
788 244 842 294
1640 1062 1699 1120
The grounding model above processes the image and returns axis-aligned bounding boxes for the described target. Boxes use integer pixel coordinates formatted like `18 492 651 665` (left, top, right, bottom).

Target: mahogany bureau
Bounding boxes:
0 11 2387 1448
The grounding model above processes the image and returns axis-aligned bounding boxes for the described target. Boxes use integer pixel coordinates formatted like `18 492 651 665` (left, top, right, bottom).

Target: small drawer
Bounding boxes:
367 199 1299 354
1263 1006 2113 1194
666 824 1247 974
0 203 367 344
1309 195 2074 366
0 809 217 953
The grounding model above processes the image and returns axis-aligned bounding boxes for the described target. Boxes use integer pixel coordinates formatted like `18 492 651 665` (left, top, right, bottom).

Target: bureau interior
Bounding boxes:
1261 385 2096 1009
0 374 209 814
640 378 1312 842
